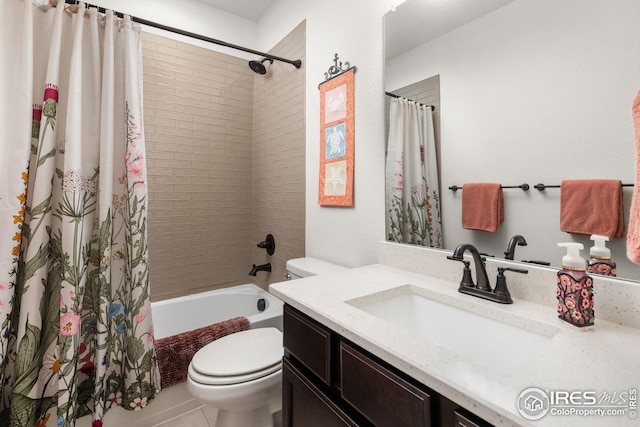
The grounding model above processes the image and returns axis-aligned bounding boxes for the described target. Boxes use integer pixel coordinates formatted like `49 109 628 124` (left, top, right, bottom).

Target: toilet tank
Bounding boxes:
285 257 347 280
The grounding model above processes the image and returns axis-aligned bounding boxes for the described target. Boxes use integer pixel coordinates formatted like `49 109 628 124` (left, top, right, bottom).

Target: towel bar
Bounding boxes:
534 183 634 191
449 184 529 192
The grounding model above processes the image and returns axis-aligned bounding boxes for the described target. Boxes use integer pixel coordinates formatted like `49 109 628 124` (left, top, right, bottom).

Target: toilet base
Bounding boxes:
186 346 283 427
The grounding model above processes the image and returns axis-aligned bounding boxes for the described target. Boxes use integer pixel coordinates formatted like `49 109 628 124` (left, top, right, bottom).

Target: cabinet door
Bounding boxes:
340 341 432 427
282 358 358 427
283 305 332 385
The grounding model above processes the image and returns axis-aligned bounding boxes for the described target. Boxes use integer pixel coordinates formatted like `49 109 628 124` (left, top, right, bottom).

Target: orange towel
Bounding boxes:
461 183 504 232
560 179 624 238
627 89 640 263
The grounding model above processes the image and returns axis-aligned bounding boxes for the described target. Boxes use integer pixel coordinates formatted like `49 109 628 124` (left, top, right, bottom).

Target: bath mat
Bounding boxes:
155 316 251 388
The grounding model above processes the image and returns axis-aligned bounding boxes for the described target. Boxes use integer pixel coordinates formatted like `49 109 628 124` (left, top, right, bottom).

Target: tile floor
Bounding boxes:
156 405 218 427
157 406 282 427
76 382 282 427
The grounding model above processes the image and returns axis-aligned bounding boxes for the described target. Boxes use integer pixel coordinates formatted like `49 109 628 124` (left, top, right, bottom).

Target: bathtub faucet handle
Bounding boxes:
257 234 276 255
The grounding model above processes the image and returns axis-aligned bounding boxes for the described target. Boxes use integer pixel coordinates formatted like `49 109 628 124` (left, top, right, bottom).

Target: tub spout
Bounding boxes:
249 263 272 276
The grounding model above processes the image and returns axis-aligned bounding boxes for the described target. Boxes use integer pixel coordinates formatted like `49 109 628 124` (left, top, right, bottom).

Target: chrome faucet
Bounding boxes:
504 234 527 260
448 243 527 304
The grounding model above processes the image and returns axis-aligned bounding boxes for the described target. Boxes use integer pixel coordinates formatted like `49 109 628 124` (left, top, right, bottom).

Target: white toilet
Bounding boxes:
186 257 347 427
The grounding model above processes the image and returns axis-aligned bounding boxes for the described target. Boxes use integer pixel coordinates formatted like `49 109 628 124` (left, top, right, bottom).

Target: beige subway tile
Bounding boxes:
146 148 175 160
173 168 209 177
154 159 192 170
153 174 191 185
192 51 220 67
191 114 225 127
150 99 178 113
144 115 176 128
192 84 224 97
175 151 210 162
177 58 214 77
179 137 211 148
144 107 157 117
144 49 178 65
157 43 194 61
175 120 210 132
157 59 195 76
173 72 209 88
145 133 175 144
178 88 212 103
191 98 222 111
193 67 216 80
140 37 158 52
156 108 192 122
154 126 193 137
156 75 193 90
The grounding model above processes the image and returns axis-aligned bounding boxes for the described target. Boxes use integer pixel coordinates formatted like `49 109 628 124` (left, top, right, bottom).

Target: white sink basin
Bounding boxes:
347 285 557 373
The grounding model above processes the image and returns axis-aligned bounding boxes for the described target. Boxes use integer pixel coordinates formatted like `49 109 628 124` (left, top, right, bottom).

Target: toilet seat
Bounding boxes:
189 327 283 386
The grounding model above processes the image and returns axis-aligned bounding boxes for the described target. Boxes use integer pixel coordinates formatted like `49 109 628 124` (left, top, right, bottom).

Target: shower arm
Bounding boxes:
63 0 302 69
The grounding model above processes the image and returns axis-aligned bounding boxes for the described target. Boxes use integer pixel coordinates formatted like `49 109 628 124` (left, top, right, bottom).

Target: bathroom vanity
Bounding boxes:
282 304 491 426
269 242 640 427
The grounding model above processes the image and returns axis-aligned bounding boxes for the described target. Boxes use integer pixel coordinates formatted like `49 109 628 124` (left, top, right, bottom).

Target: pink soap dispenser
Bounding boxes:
587 234 617 277
557 243 594 327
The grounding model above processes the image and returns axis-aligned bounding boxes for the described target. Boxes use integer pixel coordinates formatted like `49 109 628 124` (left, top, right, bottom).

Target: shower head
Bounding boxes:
248 58 273 75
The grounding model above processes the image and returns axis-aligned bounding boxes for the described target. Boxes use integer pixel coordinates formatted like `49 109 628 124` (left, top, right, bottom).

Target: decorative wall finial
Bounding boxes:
324 53 352 81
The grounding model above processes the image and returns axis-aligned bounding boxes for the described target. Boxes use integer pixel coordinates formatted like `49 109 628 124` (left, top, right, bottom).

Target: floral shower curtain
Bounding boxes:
0 2 160 426
386 98 443 247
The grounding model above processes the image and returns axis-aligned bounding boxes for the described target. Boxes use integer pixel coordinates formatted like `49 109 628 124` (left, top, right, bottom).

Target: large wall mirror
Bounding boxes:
384 0 640 281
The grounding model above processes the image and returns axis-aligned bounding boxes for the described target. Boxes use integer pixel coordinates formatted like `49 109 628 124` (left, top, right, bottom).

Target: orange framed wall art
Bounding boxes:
318 65 355 206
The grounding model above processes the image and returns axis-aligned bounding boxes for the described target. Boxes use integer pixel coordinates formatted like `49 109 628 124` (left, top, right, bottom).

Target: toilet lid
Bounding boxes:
190 327 283 385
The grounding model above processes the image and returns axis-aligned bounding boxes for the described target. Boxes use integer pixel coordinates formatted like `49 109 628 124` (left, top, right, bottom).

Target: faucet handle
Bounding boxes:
447 256 475 288
493 267 528 304
499 267 528 275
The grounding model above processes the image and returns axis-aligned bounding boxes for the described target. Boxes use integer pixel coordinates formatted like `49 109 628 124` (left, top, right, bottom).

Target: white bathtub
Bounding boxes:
79 284 284 427
151 283 284 339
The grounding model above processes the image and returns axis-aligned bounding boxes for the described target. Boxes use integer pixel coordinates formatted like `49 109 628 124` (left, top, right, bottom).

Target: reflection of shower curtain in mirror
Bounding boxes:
386 98 442 247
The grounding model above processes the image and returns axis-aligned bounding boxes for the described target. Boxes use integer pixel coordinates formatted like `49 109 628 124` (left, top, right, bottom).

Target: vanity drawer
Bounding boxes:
283 305 332 386
339 341 433 427
440 395 494 427
454 410 488 427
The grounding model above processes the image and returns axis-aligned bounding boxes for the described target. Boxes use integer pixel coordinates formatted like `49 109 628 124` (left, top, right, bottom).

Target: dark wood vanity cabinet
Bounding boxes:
340 341 432 426
283 358 358 427
439 395 494 427
282 304 495 427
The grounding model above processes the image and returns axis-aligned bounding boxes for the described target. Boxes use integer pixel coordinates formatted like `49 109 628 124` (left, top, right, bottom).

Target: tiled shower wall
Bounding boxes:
251 21 306 288
141 22 305 301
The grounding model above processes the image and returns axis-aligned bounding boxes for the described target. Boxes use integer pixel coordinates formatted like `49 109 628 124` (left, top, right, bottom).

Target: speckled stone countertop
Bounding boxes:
270 245 640 427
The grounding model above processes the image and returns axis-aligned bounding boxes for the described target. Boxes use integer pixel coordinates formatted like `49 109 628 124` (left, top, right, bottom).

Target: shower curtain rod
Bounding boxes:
385 91 435 111
63 0 302 69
